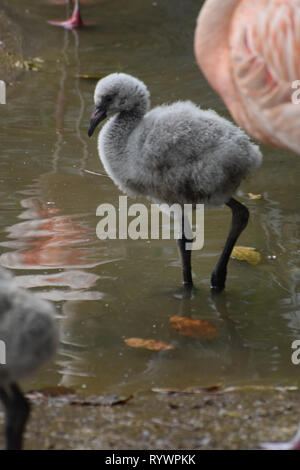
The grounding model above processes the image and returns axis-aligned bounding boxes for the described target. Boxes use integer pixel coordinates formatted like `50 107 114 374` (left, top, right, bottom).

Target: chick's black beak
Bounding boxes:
88 106 107 137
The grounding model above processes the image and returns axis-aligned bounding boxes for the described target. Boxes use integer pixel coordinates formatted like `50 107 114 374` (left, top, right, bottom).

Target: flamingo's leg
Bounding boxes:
211 198 249 292
177 215 194 287
0 383 30 450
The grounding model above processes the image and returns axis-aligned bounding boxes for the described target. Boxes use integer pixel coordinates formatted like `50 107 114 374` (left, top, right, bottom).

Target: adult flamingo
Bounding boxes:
48 0 84 29
194 0 300 154
195 0 300 450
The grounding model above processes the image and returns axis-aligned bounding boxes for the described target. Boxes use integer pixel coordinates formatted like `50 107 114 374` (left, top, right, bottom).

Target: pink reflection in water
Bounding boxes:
0 197 119 299
1 198 100 270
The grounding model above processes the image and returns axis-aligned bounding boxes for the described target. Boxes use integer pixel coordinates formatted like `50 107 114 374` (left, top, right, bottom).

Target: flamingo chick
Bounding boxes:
88 73 262 291
48 0 84 29
0 268 58 450
194 0 300 154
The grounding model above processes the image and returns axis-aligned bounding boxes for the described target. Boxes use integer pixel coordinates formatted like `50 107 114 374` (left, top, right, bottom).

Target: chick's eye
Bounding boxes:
106 96 113 103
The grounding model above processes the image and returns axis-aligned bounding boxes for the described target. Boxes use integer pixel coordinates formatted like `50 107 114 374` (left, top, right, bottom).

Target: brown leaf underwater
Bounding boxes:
170 316 217 339
124 338 174 351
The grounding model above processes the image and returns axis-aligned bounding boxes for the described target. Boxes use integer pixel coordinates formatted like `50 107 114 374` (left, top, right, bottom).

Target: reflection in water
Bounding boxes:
260 193 300 299
0 196 119 296
15 270 104 301
52 28 69 173
1 197 99 269
15 270 100 289
73 30 89 174
57 282 252 393
0 18 112 298
0 189 121 386
52 24 89 173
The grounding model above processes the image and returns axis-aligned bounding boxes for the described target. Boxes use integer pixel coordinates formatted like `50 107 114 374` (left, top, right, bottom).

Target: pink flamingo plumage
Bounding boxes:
195 0 300 450
194 0 300 155
48 0 84 29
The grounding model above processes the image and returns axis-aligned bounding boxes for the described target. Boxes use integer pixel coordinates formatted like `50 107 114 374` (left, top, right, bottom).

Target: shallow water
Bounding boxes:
0 0 299 397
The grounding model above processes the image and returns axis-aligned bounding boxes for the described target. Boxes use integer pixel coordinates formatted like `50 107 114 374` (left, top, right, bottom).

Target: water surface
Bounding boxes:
0 0 299 396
